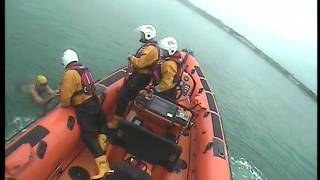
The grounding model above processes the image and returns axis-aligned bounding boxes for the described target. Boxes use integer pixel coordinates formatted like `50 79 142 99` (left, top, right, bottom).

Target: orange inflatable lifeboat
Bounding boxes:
5 49 232 180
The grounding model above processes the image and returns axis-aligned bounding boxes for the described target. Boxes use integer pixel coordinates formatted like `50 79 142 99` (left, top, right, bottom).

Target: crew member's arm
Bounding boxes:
130 46 159 69
59 70 78 107
154 61 177 92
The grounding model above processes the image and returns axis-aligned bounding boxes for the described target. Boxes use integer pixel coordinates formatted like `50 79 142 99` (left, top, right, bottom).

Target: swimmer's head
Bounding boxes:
35 75 48 86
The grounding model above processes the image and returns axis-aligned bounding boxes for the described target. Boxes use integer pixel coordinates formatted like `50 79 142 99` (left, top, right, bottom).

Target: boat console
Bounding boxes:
135 93 192 128
126 92 194 139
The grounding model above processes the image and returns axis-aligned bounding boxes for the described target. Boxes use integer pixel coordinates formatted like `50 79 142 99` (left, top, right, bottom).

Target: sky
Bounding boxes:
188 0 317 93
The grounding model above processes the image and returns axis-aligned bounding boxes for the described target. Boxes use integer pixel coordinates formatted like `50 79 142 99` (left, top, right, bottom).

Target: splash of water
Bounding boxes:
6 116 35 141
230 156 267 180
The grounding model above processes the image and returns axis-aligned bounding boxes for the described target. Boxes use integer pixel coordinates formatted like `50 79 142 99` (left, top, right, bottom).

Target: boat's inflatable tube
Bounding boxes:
5 50 232 180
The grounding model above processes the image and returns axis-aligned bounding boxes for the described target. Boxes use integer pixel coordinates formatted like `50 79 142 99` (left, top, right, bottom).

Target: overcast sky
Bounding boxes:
189 0 317 92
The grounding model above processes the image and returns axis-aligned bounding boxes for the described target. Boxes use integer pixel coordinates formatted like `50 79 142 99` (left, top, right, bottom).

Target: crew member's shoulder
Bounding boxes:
165 59 178 65
144 44 158 51
64 69 80 76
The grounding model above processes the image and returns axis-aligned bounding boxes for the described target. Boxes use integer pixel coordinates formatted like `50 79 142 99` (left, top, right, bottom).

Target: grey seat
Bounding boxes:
112 120 182 172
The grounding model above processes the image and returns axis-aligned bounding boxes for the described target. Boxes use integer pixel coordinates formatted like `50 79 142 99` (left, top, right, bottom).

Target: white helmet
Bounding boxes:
62 49 79 68
134 24 156 41
158 37 178 56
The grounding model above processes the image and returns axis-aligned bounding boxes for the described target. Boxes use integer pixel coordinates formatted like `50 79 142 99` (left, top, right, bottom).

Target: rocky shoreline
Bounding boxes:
177 0 317 101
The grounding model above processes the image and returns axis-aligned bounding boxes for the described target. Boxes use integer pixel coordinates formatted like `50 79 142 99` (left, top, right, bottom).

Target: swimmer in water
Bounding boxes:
27 74 59 106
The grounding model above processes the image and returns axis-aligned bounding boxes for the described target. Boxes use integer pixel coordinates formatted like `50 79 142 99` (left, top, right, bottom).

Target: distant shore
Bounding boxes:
177 0 317 101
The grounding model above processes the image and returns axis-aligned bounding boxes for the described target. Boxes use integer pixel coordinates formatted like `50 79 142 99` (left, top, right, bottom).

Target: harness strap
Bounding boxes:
176 51 189 82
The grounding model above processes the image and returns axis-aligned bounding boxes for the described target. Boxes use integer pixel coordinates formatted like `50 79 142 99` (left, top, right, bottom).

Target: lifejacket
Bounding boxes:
122 41 161 92
151 51 184 88
134 40 160 59
65 62 97 101
127 40 161 77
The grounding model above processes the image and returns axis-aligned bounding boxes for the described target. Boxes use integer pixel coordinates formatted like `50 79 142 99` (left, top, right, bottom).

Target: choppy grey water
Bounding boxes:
5 0 317 179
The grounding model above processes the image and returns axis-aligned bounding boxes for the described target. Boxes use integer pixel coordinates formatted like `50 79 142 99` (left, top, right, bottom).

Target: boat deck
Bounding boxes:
58 131 192 180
